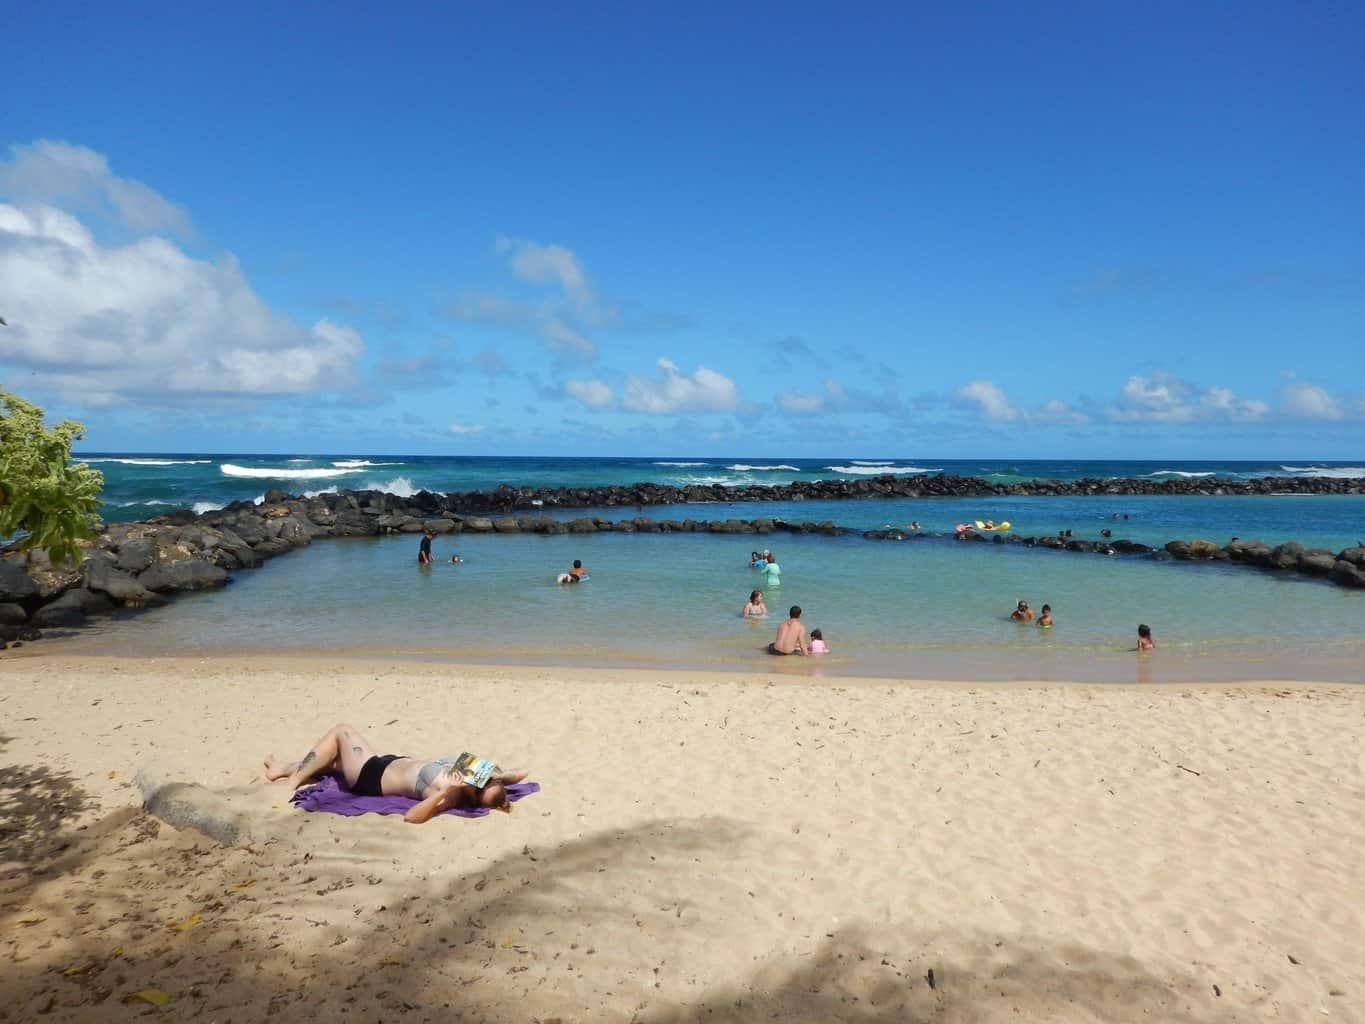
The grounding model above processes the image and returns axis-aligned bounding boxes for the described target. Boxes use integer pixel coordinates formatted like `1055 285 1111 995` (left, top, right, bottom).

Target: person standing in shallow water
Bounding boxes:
418 529 434 565
760 552 782 587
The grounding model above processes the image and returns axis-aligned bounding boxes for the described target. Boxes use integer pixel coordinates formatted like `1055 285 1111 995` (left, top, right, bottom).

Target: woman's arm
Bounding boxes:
404 780 463 824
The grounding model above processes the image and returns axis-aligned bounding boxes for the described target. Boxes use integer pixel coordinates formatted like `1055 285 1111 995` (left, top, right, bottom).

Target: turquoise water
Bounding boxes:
67 529 1365 683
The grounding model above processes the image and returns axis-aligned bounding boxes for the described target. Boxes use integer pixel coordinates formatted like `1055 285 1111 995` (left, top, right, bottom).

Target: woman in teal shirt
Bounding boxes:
760 553 782 586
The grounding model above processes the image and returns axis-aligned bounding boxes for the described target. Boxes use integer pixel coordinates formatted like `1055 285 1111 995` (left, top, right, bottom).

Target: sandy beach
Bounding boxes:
1 655 1361 1023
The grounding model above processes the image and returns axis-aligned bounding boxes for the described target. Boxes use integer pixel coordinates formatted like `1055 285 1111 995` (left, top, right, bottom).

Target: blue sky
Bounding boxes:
2 3 1362 457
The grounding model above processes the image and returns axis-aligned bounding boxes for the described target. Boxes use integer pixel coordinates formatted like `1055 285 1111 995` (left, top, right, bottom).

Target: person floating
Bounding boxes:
1137 624 1155 651
1037 604 1054 628
909 521 921 531
568 559 588 580
418 529 434 565
450 554 463 564
768 605 808 655
742 589 767 618
1010 600 1034 622
808 628 829 654
263 724 528 824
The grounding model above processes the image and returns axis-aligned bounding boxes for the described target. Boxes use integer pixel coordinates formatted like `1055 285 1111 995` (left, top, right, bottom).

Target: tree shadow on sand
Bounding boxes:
0 734 92 872
0 807 1238 1023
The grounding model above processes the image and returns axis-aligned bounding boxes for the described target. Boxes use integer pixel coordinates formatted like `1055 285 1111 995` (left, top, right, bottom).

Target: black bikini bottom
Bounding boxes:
353 753 403 797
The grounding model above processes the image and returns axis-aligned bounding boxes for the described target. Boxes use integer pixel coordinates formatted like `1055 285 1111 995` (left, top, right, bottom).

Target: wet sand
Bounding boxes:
1 655 1362 1022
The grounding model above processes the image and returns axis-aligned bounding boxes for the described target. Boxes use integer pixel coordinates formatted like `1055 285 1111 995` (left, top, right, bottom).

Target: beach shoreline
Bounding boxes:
2 655 1361 1022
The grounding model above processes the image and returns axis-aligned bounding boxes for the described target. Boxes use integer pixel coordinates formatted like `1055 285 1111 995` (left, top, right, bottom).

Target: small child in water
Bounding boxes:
1037 604 1053 628
450 554 463 564
1137 623 1155 651
809 629 829 654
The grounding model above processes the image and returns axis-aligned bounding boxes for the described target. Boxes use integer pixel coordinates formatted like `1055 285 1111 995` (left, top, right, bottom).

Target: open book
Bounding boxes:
453 752 499 789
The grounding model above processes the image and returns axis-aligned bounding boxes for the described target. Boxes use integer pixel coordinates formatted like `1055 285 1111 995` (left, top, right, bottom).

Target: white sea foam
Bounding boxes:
824 465 940 475
1279 465 1365 479
82 457 212 466
111 498 173 506
365 476 417 497
653 461 709 467
221 464 361 480
726 464 800 472
851 460 894 466
1142 470 1218 478
192 501 225 514
333 459 403 467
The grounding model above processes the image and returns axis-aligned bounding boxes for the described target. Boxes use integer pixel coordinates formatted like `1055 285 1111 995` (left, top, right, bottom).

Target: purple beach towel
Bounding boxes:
290 774 540 819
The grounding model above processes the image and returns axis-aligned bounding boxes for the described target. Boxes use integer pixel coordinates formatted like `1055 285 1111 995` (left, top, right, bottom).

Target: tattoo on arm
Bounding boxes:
352 746 363 756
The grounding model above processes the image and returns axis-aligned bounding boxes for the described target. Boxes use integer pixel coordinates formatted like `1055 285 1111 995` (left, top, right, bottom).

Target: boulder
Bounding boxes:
1164 541 1193 560
1297 551 1337 576
492 517 521 533
1187 539 1220 559
114 537 158 573
0 603 27 626
30 588 113 628
464 518 495 533
276 518 312 546
1269 542 1305 570
1330 561 1365 589
566 518 597 533
330 509 380 537
423 519 458 535
83 557 159 606
1337 546 1365 568
0 560 39 603
138 559 229 593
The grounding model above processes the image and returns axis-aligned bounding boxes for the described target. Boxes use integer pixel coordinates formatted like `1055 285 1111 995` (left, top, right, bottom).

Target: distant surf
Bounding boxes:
726 464 800 472
1280 465 1365 479
1141 470 1218 478
82 457 212 466
221 464 361 480
825 465 941 476
653 461 709 467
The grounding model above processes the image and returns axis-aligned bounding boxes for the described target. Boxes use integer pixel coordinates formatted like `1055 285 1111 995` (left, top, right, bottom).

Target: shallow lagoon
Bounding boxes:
67 527 1365 683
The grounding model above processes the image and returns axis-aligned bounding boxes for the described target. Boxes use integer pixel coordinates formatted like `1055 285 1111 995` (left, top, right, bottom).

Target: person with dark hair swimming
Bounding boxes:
768 606 808 655
264 724 528 824
742 590 767 617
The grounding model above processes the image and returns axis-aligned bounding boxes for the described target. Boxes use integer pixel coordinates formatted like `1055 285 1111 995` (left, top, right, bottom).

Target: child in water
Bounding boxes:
1137 624 1155 651
809 629 829 654
1037 604 1053 628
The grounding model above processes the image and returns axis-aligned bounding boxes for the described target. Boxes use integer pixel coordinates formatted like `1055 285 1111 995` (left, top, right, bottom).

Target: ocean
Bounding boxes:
62 454 1365 682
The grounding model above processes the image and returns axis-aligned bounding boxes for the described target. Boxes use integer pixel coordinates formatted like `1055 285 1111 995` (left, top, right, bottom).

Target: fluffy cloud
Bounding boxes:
497 236 590 307
955 380 1088 425
0 201 363 402
1107 373 1267 423
448 422 485 435
0 140 191 236
778 390 825 414
622 357 740 414
1280 380 1342 421
564 378 615 410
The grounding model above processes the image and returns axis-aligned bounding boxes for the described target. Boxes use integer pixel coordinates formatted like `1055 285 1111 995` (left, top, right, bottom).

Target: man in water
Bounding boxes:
418 529 434 565
1010 600 1034 622
768 605 808 655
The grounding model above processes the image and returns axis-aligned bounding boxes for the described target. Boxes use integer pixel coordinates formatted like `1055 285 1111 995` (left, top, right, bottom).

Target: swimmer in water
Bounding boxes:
1037 604 1053 628
1137 623 1155 651
742 590 767 618
450 554 463 564
909 521 921 531
1010 600 1034 622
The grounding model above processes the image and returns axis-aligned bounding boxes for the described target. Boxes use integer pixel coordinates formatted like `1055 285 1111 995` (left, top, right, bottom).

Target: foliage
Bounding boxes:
0 389 104 565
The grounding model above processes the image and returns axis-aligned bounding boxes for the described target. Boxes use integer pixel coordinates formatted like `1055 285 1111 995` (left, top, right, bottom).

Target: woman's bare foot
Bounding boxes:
263 754 294 782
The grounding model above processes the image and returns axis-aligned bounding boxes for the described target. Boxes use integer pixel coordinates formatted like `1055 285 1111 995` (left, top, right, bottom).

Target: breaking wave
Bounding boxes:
726 464 800 472
824 465 941 476
851 460 894 466
82 457 212 466
1279 465 1365 479
192 501 225 514
332 459 403 468
221 464 361 480
1141 470 1218 478
653 461 709 467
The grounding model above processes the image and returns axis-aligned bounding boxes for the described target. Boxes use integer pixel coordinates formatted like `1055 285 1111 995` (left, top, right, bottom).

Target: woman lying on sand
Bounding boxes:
264 723 528 824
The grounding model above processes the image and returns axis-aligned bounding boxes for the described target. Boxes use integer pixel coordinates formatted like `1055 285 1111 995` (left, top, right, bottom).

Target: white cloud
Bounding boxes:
541 319 597 360
1108 373 1267 423
497 236 590 306
622 357 740 414
778 390 825 414
0 139 191 236
1280 380 1342 421
448 422 485 435
956 380 1020 421
564 378 616 410
956 380 1087 425
0 201 364 401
